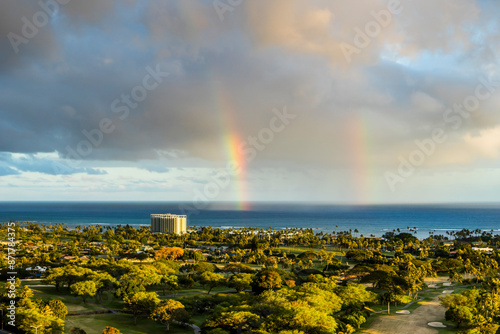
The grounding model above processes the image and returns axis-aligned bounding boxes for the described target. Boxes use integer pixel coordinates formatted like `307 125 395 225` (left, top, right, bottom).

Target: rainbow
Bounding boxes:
172 4 249 210
212 82 250 211
348 113 374 204
161 3 249 209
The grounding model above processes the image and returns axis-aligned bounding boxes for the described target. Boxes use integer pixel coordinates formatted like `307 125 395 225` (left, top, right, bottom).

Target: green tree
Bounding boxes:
150 299 188 331
117 266 161 297
199 272 226 294
43 267 66 291
124 291 160 325
255 270 282 291
205 311 260 334
45 265 94 291
341 312 366 329
382 292 396 314
334 283 377 312
48 299 68 319
483 277 500 296
89 272 118 302
222 263 254 274
160 275 179 296
187 262 218 273
206 329 230 334
449 271 463 284
445 305 474 328
70 281 97 304
17 305 65 334
228 273 254 293
102 326 123 334
254 285 339 333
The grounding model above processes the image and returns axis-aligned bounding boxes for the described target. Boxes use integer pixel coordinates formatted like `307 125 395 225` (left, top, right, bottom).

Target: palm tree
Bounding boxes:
383 291 396 314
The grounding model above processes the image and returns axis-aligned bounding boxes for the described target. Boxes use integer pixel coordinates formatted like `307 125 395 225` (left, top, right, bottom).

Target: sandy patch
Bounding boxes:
428 322 447 328
363 297 446 334
396 310 410 314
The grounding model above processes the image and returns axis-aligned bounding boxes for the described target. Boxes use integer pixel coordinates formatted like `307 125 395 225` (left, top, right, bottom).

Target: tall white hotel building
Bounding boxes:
150 214 187 235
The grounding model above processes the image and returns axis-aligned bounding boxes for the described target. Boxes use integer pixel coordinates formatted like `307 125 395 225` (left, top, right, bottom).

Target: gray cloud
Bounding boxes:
0 0 59 71
1 0 499 175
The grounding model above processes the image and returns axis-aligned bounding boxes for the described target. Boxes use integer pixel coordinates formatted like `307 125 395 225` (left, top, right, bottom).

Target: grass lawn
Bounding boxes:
246 263 264 270
190 314 208 327
276 246 316 255
36 293 107 313
367 297 421 313
276 245 338 254
21 279 47 285
360 312 383 331
32 286 73 296
32 287 124 312
436 325 459 334
451 286 477 294
154 283 235 296
64 313 193 334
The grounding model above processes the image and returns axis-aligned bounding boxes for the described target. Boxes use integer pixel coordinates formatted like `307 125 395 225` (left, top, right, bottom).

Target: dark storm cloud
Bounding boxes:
0 0 59 71
1 0 500 172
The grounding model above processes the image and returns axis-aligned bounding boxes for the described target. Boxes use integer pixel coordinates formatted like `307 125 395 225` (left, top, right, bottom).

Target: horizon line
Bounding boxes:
1 200 500 206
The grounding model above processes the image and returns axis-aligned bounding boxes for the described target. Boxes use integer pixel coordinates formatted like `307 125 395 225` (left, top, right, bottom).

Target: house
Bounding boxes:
472 247 493 254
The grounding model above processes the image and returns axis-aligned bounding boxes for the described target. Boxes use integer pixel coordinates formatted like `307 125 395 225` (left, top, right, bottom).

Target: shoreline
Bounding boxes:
4 220 500 241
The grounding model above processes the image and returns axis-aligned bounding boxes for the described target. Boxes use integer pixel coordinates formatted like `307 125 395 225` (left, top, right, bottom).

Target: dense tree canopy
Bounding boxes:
4 222 500 333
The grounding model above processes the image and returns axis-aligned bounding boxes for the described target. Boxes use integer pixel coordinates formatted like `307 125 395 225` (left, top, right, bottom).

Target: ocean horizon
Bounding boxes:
1 201 499 239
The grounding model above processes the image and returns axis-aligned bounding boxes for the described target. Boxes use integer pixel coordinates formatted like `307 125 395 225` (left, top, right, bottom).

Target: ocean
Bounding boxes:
0 202 499 239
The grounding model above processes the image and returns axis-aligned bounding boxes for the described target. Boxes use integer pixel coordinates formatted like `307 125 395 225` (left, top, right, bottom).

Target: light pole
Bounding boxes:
30 324 42 334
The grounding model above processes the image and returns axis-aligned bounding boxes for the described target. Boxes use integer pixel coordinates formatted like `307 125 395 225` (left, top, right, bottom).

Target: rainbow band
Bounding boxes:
215 82 250 211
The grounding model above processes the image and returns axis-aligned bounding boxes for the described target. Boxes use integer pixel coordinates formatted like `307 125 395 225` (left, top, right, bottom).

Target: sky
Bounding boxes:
1 0 500 205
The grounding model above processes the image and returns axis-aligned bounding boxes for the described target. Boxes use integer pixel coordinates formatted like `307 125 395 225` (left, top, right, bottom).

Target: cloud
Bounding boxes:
0 153 106 176
1 0 500 202
60 0 117 25
464 126 500 159
0 0 59 70
0 166 20 176
139 163 170 173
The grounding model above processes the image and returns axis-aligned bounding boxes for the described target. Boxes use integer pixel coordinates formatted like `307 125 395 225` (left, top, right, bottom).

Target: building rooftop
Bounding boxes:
151 213 187 218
